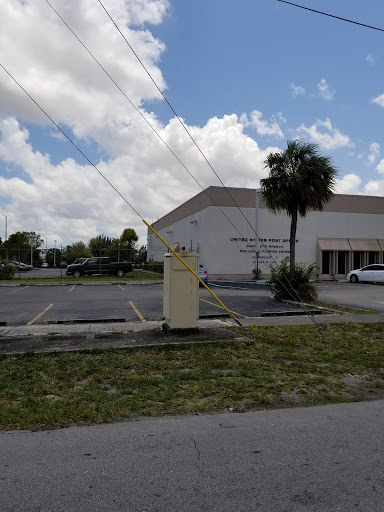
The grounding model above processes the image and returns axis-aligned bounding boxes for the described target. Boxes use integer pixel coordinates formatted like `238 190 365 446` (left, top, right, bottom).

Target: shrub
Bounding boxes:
0 263 16 280
143 261 164 275
268 257 318 303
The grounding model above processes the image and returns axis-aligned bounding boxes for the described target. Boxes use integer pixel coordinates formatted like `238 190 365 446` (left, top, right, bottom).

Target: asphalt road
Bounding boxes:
1 400 384 511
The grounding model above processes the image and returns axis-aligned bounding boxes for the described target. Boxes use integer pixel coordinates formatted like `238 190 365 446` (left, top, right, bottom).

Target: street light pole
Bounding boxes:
27 233 39 267
40 234 48 261
54 240 57 267
0 209 7 241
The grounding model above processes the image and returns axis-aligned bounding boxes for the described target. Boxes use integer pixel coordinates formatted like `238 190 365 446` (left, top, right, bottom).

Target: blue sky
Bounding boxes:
149 0 384 177
0 0 383 247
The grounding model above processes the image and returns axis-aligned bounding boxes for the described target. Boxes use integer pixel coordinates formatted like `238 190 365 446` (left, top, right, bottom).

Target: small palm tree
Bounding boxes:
261 140 337 269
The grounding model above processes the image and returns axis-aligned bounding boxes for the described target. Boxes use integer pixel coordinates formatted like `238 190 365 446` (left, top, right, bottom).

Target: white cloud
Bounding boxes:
335 174 362 194
0 0 279 247
295 118 351 151
0 0 169 137
241 110 284 138
0 0 381 249
289 83 305 97
0 113 278 246
317 79 335 100
376 159 384 174
364 179 384 196
366 54 376 65
372 93 384 108
368 142 380 165
335 165 384 197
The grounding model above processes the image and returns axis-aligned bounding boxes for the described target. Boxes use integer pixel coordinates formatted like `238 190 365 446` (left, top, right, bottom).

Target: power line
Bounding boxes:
95 0 327 330
97 0 259 235
276 0 384 32
0 63 318 336
45 1 284 275
96 2 330 340
44 0 248 240
0 62 244 327
3 8 326 338
47 0 322 333
0 63 143 221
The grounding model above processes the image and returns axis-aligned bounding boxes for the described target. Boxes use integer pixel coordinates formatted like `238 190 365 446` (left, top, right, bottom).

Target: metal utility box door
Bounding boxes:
163 252 199 329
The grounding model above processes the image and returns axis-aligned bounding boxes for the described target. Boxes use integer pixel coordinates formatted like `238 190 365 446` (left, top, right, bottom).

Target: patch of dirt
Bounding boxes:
342 374 384 402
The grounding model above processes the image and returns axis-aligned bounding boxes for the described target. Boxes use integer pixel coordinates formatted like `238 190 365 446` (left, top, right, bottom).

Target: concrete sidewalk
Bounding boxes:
0 312 383 354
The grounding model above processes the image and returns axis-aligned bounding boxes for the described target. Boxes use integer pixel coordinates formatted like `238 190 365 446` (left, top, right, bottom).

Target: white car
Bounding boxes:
346 264 384 283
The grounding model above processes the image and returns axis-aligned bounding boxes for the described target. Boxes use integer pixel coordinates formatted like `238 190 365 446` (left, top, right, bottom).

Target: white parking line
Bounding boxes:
10 286 30 293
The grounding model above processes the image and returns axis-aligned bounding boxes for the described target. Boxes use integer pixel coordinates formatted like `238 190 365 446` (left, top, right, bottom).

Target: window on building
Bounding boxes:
368 252 379 264
353 251 363 269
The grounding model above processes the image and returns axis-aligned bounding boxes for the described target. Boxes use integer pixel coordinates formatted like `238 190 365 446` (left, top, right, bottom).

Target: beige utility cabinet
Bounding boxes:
163 252 199 329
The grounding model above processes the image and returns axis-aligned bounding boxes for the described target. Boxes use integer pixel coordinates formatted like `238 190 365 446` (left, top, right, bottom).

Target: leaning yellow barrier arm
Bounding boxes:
143 219 242 326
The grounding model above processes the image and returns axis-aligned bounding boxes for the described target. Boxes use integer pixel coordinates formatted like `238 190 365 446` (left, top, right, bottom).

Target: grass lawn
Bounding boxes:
1 322 384 430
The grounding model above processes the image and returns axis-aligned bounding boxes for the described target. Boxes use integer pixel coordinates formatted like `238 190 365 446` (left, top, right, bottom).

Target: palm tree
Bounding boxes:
261 140 337 269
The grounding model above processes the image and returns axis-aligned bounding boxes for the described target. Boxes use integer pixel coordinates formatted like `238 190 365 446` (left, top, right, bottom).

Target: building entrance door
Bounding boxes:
322 251 331 275
337 251 347 275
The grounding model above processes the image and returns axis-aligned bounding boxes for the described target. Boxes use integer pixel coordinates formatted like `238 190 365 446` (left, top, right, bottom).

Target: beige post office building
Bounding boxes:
147 187 384 280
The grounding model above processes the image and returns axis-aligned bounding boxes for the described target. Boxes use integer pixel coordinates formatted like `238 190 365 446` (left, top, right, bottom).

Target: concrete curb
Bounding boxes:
0 280 163 287
1 312 383 343
0 318 241 354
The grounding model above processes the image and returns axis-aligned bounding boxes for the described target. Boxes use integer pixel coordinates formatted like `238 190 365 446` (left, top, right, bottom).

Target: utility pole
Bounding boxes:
40 234 47 261
54 240 57 267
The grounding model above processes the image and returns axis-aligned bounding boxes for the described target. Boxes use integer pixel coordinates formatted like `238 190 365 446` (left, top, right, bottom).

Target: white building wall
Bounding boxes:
147 190 384 279
257 209 384 274
148 206 257 278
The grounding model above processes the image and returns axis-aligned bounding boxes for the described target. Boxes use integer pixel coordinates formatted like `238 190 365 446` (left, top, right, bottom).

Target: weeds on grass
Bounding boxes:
1 322 384 430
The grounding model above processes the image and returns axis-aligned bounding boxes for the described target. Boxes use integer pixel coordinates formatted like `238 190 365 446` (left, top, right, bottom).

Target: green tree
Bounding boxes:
261 140 337 269
2 231 43 265
88 235 113 256
64 241 91 264
117 228 139 261
4 231 31 250
45 248 64 267
121 228 138 249
136 245 147 264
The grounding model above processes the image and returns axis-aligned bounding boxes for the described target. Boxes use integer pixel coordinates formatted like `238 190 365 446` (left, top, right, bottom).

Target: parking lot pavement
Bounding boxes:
0 280 329 326
1 280 384 353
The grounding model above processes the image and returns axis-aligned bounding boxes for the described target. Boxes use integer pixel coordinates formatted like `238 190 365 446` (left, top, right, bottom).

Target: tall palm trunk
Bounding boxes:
289 209 298 270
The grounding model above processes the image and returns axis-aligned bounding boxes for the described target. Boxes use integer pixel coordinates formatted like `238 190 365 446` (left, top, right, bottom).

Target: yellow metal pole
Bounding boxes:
143 219 242 326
